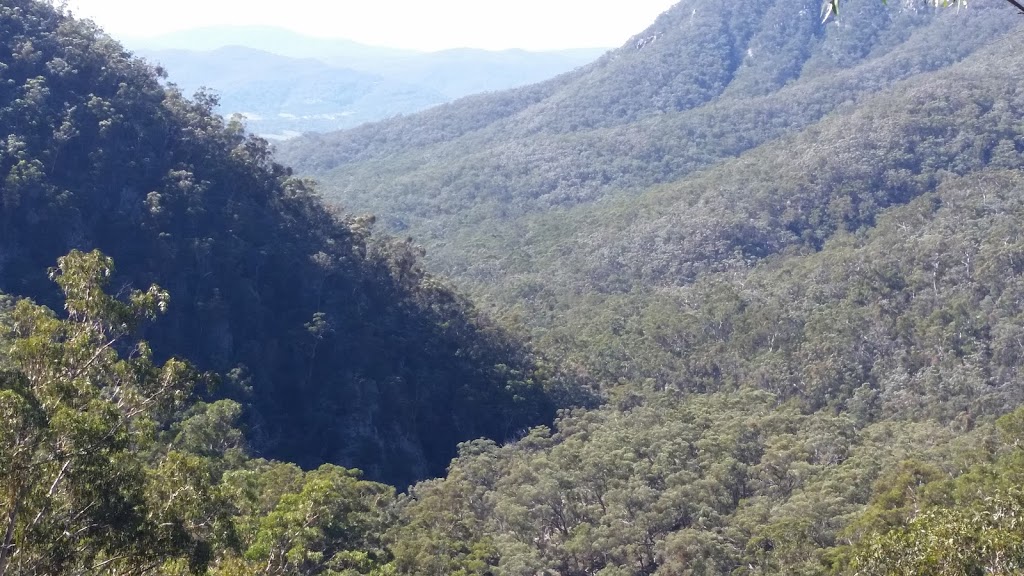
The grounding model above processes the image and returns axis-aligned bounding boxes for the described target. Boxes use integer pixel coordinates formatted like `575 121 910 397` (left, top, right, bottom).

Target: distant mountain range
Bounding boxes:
126 26 607 137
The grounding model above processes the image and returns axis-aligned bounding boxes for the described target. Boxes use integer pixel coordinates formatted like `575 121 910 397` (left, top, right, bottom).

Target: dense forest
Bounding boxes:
4 0 1024 573
277 0 1020 282
0 0 576 490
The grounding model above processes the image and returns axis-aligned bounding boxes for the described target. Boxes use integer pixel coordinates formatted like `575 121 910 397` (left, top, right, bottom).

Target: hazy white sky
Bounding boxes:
66 0 678 51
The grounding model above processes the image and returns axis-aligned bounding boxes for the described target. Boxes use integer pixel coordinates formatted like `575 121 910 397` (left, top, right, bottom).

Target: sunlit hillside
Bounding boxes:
3 0 1024 573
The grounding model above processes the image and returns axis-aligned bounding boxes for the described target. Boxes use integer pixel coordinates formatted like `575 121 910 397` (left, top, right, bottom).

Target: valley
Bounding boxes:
2 0 1024 574
126 28 605 137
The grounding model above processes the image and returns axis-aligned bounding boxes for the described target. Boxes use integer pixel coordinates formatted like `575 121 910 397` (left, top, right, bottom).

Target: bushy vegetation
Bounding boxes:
276 0 1024 573
0 253 399 574
381 170 1024 574
0 0 575 488
5 0 1024 573
278 0 1017 284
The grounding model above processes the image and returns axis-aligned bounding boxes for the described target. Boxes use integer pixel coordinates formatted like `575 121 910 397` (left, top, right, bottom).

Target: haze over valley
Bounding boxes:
127 28 607 137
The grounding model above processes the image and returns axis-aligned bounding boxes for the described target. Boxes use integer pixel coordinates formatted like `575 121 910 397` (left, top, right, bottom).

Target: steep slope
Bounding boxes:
0 0 572 487
5 0 1024 573
329 2 1024 571
278 0 1018 273
473 37 1024 289
279 0 996 168
278 0 1024 381
270 7 1024 571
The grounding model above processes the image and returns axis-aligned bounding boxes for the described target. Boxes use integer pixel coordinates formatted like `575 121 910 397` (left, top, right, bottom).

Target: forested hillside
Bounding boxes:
278 0 1019 278
6 0 1024 574
273 0 1024 574
0 0 574 488
387 170 1024 574
280 0 1024 400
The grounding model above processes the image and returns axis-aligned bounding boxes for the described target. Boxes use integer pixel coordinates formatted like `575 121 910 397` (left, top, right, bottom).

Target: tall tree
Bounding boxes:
0 250 203 575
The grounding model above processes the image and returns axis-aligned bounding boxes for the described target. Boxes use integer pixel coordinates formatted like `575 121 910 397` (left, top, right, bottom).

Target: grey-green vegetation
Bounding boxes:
0 0 575 490
4 0 1024 574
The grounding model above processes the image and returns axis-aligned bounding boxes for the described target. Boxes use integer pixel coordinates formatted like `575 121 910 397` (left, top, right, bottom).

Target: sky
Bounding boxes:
65 0 679 51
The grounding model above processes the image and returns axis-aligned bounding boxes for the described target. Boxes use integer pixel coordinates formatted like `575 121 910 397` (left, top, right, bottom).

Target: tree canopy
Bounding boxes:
0 0 583 487
5 0 1024 573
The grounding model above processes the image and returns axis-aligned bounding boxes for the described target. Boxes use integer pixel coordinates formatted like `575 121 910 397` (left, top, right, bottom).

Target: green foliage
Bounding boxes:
388 440 503 576
0 250 198 574
7 0 1024 574
842 406 1024 574
0 252 405 575
0 0 572 487
270 3 1024 574
385 391 990 575
280 0 1016 263
238 465 394 575
171 400 248 475
851 493 1024 575
376 171 1024 573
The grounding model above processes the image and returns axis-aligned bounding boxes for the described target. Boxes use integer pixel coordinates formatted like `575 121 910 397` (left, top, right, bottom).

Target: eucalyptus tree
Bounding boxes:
0 250 206 575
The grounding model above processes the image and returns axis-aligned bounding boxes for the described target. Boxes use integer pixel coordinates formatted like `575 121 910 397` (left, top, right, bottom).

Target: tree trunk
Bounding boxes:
0 483 29 576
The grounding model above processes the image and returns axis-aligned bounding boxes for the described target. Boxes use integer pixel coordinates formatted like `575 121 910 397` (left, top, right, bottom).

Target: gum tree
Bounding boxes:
0 250 202 575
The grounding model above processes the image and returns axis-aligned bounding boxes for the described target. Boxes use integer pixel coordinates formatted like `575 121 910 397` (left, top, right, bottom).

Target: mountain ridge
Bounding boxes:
278 0 1019 287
